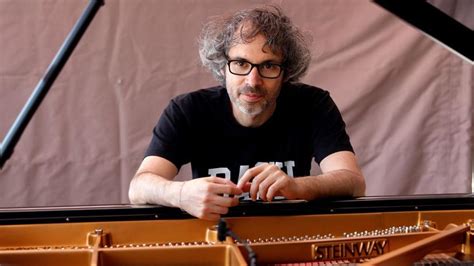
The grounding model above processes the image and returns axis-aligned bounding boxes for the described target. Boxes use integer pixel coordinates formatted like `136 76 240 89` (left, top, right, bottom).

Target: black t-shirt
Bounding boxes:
145 82 353 183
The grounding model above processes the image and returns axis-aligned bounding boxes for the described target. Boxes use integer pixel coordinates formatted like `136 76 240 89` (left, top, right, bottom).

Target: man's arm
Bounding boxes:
129 156 243 221
237 151 365 201
129 156 180 206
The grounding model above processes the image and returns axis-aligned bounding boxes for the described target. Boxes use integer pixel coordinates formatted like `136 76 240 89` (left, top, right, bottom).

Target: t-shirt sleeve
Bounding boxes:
312 91 354 164
144 98 191 169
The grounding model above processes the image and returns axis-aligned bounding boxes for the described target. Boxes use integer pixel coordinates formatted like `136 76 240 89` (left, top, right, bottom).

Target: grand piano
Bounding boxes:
1 195 474 265
1 0 473 265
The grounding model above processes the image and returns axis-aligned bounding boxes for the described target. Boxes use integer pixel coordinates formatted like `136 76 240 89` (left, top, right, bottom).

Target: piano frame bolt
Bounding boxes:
463 220 474 254
87 228 111 248
421 220 436 230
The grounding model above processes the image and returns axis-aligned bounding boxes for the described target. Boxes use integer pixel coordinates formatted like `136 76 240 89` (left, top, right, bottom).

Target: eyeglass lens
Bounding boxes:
228 60 282 78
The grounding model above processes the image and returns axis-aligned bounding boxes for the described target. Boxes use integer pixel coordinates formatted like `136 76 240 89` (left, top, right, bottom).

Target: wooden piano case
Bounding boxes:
1 194 474 265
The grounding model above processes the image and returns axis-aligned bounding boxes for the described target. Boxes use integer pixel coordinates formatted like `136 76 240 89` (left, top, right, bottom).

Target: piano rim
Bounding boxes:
0 193 473 225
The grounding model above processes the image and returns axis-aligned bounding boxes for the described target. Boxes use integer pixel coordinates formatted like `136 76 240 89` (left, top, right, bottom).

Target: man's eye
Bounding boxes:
262 63 274 69
236 61 248 67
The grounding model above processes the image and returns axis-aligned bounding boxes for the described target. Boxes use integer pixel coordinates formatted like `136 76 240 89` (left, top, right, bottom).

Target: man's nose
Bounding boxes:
245 67 264 87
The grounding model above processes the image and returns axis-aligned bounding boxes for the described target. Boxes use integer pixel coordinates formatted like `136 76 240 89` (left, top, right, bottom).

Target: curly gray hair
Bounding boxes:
199 5 311 85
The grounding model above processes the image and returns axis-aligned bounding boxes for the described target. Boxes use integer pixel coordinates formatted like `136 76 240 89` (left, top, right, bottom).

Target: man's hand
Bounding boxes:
237 163 298 201
180 177 243 221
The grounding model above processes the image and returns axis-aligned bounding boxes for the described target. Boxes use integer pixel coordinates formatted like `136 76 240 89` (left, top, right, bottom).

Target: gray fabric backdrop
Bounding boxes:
0 0 472 207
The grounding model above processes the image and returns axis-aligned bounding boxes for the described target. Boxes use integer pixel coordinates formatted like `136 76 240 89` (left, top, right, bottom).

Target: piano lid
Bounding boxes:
373 0 474 64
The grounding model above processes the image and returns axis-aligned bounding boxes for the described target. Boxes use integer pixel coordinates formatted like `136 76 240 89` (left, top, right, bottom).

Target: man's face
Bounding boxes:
225 34 284 120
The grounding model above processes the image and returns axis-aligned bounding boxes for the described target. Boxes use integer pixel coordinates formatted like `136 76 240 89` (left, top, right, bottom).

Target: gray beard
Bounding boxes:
235 98 268 116
234 85 268 115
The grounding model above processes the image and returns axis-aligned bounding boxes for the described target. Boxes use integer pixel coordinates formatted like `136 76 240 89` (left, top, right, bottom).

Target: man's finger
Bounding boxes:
210 205 229 215
249 164 283 200
205 177 242 194
210 183 243 195
240 182 252 192
266 177 286 201
213 194 239 207
237 163 268 188
258 171 284 201
202 213 221 221
249 170 272 201
208 176 236 185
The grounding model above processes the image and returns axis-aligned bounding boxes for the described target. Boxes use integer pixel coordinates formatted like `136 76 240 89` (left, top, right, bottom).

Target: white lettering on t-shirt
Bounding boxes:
238 165 249 179
284 160 295 177
208 167 231 197
209 160 296 181
208 161 295 199
208 167 231 181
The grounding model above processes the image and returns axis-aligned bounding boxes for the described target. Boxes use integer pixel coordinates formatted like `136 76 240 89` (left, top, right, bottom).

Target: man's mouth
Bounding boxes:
241 93 263 103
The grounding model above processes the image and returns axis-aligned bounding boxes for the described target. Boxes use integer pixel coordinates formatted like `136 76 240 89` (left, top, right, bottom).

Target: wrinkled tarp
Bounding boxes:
0 0 472 207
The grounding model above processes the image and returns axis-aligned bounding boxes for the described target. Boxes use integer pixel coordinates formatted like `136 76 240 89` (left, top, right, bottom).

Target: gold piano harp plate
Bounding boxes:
0 209 474 265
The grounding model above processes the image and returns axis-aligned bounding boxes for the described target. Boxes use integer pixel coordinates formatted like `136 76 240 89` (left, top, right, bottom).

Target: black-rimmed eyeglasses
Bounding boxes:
227 60 284 79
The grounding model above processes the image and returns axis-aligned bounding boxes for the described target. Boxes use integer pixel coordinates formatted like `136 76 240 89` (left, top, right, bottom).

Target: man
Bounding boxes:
129 6 365 221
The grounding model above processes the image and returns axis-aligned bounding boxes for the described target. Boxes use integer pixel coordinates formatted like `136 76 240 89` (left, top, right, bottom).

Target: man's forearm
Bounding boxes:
295 169 365 200
129 172 183 207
